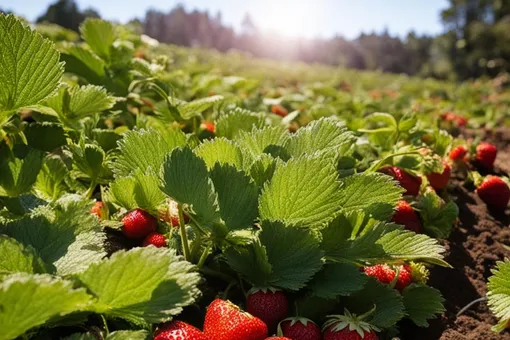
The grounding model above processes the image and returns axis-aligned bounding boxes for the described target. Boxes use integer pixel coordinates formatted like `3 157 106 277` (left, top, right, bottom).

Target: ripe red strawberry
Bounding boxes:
246 288 289 333
168 200 190 227
476 142 497 169
277 317 321 340
121 208 158 239
322 310 379 340
427 161 451 190
363 264 412 291
379 166 422 196
142 232 167 248
265 338 291 340
271 104 288 117
90 201 105 219
476 175 510 210
203 299 268 340
201 121 216 134
391 200 421 233
449 145 468 161
154 320 209 340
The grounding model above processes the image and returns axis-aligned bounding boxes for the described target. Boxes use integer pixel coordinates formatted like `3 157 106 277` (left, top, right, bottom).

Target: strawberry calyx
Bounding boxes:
409 262 430 284
276 317 316 336
323 308 380 337
247 286 282 295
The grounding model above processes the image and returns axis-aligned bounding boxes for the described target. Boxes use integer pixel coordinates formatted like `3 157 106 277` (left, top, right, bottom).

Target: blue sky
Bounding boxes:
3 0 448 39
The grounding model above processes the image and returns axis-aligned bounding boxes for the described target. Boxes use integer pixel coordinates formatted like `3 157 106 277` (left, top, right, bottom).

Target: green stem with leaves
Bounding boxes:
84 180 96 199
178 204 191 261
197 243 212 269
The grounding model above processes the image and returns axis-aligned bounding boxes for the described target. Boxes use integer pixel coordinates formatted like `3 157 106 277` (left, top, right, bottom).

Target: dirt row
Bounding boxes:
401 128 510 340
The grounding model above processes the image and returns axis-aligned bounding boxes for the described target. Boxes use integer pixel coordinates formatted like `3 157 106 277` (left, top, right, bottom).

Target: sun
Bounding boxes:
255 0 320 38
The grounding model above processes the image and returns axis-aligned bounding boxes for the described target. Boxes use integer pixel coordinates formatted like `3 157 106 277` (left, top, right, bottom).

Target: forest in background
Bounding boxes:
2 0 509 81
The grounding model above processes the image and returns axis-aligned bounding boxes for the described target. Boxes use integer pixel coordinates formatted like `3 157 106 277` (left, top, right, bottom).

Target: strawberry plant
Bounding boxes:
3 12 510 340
487 260 510 333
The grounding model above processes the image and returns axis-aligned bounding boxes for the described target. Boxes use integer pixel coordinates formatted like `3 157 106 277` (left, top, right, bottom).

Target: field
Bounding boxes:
1 15 510 340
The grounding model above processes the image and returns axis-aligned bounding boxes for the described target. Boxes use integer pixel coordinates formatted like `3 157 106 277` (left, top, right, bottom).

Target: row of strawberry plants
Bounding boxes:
0 14 508 339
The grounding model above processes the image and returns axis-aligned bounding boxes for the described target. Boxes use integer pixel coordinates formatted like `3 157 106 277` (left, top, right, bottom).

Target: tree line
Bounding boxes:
2 0 509 80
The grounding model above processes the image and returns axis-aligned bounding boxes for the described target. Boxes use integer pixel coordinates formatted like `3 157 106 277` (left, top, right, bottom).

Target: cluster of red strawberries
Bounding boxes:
90 200 190 248
450 142 510 210
379 140 508 236
154 292 379 340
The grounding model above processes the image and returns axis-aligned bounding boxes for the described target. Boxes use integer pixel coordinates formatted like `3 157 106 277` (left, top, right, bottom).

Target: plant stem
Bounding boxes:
456 296 487 316
223 280 237 300
178 204 191 261
197 244 212 269
101 315 110 336
85 181 96 199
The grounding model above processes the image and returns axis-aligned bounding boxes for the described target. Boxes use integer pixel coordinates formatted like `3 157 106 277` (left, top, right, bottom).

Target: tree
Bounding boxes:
36 0 100 32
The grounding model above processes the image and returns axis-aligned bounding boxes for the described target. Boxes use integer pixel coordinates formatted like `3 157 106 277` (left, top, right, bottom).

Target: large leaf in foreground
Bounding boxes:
0 149 44 197
160 147 220 231
76 247 200 325
195 137 244 169
0 15 63 115
226 221 323 290
0 235 46 278
487 260 510 332
0 274 91 340
284 117 354 157
259 154 343 227
344 278 405 328
322 218 448 267
210 164 259 230
338 173 403 220
114 128 186 177
309 263 368 299
402 284 445 327
216 108 266 139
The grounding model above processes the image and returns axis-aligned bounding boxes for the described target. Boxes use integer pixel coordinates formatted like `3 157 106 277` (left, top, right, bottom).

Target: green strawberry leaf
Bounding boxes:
0 235 46 278
34 155 69 201
338 173 404 220
178 95 224 120
226 221 323 291
2 195 105 275
418 190 459 238
234 126 289 159
106 168 166 215
259 154 343 228
76 247 200 325
0 149 44 197
0 15 63 119
344 277 405 328
402 284 445 327
67 85 117 119
79 18 115 62
68 142 112 184
216 108 266 139
210 164 259 231
160 147 220 231
24 122 67 152
114 128 186 177
284 117 355 157
309 263 369 299
322 217 449 267
0 273 92 340
195 137 244 169
249 154 279 189
487 260 510 332
60 45 106 84
107 330 150 340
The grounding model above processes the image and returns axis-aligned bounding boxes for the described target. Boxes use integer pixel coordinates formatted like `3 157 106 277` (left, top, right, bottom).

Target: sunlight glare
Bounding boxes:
256 0 321 38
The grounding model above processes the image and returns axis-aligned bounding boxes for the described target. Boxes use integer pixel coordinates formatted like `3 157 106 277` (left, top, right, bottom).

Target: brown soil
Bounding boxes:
400 128 510 340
